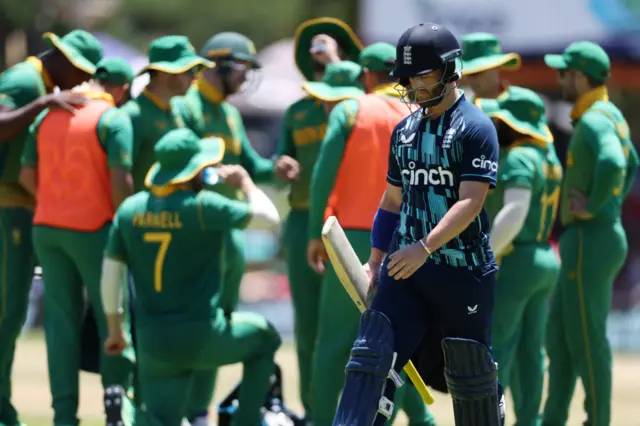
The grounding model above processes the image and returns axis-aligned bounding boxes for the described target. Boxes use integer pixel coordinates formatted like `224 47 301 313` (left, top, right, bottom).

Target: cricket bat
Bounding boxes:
321 216 435 405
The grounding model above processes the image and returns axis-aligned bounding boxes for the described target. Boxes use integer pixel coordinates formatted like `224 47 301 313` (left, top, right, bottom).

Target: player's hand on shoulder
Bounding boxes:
42 90 90 114
307 238 327 274
274 155 301 182
387 241 430 280
218 164 252 189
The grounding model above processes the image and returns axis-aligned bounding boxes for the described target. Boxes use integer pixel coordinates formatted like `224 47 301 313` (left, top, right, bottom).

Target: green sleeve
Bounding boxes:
622 142 639 200
500 148 536 189
20 110 48 167
276 106 296 157
0 66 42 109
196 190 253 231
230 106 275 182
105 209 129 262
120 100 143 163
580 112 628 215
0 93 16 109
98 107 134 170
308 99 358 239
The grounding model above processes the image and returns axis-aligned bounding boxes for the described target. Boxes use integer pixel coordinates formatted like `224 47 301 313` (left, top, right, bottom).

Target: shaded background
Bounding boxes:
4 0 640 349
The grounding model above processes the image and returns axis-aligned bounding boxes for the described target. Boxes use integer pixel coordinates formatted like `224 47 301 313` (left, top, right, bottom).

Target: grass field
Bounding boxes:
12 333 640 426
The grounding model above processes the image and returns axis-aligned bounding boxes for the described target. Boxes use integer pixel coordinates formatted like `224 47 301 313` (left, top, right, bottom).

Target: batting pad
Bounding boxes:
333 310 396 426
441 337 502 426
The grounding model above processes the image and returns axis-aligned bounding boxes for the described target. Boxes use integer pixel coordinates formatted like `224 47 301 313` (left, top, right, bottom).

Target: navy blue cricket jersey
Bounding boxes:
387 93 499 269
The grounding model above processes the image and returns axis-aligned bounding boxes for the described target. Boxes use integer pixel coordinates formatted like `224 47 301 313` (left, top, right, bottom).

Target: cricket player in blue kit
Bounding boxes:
332 23 504 426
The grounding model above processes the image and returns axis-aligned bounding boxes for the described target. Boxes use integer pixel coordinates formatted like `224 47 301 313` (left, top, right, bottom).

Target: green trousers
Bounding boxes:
283 210 323 414
135 311 281 426
0 208 34 426
543 222 627 426
33 225 135 426
492 243 559 426
309 229 435 426
186 229 246 418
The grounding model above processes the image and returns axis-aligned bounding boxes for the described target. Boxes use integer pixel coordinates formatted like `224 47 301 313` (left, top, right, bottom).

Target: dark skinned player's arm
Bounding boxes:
231 107 276 183
580 112 628 215
424 120 499 252
0 97 51 143
622 142 639 200
308 100 357 240
19 110 47 196
99 108 134 208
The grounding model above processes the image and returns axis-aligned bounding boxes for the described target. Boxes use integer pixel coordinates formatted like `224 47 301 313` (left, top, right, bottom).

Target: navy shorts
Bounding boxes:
370 258 497 373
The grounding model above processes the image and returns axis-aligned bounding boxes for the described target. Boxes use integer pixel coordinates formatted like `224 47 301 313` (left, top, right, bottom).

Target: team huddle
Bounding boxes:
0 15 636 426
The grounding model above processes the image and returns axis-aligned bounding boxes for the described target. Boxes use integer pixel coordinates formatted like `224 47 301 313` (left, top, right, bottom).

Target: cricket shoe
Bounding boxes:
188 416 215 426
104 385 133 426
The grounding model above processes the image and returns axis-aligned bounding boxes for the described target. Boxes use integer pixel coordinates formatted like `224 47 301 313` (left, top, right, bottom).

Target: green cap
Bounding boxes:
293 17 364 81
486 86 553 143
359 42 396 73
145 128 225 188
93 57 134 85
43 30 103 74
138 35 214 76
462 33 521 76
544 41 610 83
200 32 261 68
302 61 364 102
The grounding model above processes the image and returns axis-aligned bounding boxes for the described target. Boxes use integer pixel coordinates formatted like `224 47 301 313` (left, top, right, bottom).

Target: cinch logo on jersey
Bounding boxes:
401 161 454 186
472 155 498 172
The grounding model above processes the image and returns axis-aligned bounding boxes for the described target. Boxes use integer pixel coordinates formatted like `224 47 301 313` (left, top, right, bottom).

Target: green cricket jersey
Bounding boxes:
308 84 400 239
121 90 196 192
485 139 563 245
105 189 253 326
560 87 639 226
0 57 54 209
277 96 328 210
21 92 133 171
183 76 274 200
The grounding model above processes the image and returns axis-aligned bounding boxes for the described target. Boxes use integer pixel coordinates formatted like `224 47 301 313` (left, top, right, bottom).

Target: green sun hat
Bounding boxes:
145 128 225 188
294 17 364 81
462 33 521 76
544 41 611 83
93 57 134 85
359 42 396 73
137 35 214 76
474 97 501 114
200 32 261 68
43 30 103 75
487 86 553 143
302 61 365 102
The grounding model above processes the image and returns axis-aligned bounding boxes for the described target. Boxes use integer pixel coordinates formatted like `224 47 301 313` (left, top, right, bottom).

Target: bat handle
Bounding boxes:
404 361 435 405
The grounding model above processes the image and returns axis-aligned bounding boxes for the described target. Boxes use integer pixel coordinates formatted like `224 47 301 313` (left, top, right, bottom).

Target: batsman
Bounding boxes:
481 86 563 426
100 128 283 426
305 46 435 426
277 18 362 419
542 42 638 426
332 23 504 426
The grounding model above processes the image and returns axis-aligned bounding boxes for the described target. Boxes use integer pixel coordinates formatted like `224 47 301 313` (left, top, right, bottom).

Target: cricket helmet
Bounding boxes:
391 23 462 108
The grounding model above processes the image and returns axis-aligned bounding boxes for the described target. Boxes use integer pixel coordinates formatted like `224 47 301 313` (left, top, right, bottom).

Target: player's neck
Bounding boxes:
425 87 460 119
145 81 174 104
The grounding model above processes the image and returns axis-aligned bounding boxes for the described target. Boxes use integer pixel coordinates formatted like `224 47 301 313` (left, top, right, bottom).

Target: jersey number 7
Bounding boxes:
143 232 172 292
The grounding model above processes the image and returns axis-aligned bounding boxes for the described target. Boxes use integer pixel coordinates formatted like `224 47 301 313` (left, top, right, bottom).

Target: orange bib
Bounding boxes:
34 98 115 231
324 95 407 230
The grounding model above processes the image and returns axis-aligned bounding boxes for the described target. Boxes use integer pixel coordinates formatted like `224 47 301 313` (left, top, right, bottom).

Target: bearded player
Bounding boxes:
332 23 504 426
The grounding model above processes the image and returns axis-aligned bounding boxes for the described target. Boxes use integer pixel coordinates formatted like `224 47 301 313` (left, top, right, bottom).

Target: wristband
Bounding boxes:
419 239 432 255
371 208 400 251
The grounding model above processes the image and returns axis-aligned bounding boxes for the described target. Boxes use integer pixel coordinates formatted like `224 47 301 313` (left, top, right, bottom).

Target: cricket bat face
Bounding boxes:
321 216 370 313
321 216 436 406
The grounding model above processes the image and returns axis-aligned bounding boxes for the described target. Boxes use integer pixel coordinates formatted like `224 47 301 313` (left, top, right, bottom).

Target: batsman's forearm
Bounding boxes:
424 199 483 251
369 248 386 264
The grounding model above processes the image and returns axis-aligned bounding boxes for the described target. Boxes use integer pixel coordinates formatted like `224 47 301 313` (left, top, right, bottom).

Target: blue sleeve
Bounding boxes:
386 126 402 187
460 119 499 188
